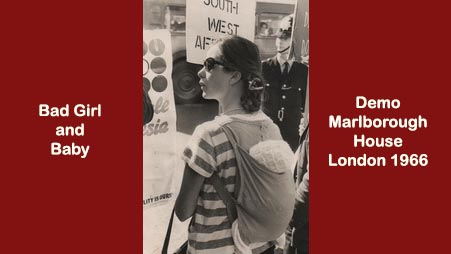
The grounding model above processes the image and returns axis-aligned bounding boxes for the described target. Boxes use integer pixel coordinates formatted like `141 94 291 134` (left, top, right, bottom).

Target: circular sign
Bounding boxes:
143 77 151 92
152 75 168 92
143 59 150 76
150 57 167 74
143 42 148 56
149 39 165 56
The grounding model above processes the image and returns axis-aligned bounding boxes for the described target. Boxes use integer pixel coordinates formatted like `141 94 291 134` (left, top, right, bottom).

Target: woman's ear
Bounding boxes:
229 71 242 85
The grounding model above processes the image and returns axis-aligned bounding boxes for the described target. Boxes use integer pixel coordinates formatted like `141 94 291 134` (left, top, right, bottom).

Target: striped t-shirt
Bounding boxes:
182 112 281 254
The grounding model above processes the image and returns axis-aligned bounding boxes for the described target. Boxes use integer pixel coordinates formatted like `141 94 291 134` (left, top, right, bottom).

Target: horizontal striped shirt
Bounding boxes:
182 116 236 254
182 112 281 254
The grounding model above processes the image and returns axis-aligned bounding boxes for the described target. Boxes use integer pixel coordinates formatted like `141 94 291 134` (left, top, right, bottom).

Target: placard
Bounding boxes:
143 29 177 209
186 0 257 64
293 0 309 64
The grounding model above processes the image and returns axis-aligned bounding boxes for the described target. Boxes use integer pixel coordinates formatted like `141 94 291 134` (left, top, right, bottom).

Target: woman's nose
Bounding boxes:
198 67 205 79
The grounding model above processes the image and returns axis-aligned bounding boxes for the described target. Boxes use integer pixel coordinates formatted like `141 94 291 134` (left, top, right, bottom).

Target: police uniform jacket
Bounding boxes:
262 56 308 151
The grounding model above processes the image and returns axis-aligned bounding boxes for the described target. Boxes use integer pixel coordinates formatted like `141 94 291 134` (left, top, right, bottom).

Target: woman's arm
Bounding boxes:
175 164 205 221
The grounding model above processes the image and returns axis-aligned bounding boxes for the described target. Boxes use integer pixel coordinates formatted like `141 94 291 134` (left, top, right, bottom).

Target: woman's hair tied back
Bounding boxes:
248 76 264 91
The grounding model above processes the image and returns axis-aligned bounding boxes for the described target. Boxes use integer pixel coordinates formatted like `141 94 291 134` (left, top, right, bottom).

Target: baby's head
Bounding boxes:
249 140 294 173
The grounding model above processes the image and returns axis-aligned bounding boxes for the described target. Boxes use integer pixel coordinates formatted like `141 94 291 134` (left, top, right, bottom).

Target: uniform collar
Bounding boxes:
276 54 294 70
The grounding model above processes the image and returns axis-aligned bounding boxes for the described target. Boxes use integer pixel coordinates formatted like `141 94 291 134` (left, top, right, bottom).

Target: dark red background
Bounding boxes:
1 0 449 253
1 0 141 253
311 0 450 253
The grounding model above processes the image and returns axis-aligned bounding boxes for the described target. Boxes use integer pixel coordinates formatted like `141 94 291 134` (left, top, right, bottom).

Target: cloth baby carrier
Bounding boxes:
211 123 295 244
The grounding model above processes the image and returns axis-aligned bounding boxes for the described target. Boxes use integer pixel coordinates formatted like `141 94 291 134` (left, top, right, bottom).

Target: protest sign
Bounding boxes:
143 29 177 209
293 0 309 64
293 0 309 116
186 0 257 64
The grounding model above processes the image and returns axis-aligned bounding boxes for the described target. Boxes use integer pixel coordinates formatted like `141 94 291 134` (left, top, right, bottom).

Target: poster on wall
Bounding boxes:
186 0 257 64
143 29 177 209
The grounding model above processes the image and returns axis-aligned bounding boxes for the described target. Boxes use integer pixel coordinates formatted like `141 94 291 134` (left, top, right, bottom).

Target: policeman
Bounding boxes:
262 14 308 151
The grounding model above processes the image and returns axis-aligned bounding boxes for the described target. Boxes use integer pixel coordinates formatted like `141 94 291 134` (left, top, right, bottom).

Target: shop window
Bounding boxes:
164 6 186 32
257 12 289 37
144 4 163 30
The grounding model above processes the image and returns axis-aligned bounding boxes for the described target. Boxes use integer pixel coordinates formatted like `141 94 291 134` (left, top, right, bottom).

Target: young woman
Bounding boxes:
175 35 293 254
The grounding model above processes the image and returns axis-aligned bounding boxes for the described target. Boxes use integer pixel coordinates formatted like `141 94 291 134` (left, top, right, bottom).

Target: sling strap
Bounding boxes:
210 173 238 222
162 207 188 254
210 125 241 222
162 207 175 254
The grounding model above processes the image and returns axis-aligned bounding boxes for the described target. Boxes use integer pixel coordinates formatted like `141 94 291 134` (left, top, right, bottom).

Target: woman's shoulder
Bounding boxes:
228 110 272 123
192 115 231 138
229 111 280 132
193 111 277 138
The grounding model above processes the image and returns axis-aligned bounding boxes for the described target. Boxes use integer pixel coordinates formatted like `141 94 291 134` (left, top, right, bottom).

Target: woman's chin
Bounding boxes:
201 91 208 99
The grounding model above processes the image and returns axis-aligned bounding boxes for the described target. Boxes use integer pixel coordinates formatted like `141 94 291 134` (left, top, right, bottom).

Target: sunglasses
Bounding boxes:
203 57 231 72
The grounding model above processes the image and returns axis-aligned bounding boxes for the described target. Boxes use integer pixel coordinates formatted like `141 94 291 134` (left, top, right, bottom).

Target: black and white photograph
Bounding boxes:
143 0 309 253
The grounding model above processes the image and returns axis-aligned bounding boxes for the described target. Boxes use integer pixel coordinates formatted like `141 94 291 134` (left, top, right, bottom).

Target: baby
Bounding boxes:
232 139 295 254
